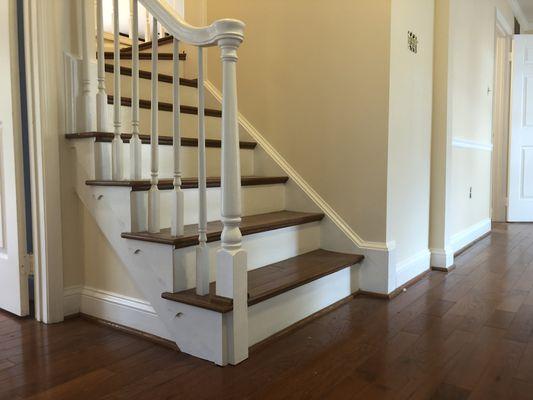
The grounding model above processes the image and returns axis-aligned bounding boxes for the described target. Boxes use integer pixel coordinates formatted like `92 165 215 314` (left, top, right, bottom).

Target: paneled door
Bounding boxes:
0 0 29 316
509 35 533 221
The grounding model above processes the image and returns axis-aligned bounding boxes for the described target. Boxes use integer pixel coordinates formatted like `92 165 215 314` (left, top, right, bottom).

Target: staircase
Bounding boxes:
66 0 364 366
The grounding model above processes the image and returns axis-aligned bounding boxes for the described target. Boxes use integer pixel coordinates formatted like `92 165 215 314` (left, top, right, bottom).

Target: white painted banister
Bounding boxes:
171 38 184 237
80 1 93 132
112 0 123 180
130 0 142 180
95 0 107 132
148 16 160 233
196 47 209 295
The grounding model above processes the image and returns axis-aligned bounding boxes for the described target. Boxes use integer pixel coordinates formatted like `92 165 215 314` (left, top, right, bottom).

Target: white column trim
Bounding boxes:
452 137 493 151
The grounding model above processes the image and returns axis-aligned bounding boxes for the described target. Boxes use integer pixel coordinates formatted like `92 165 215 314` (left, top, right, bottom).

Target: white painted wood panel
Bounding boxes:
509 35 533 221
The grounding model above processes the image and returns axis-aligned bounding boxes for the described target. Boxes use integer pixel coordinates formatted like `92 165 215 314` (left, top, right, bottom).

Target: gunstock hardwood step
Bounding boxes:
107 95 222 117
104 64 198 87
86 175 289 191
162 250 364 313
65 132 257 149
102 52 185 60
121 211 325 248
121 35 175 53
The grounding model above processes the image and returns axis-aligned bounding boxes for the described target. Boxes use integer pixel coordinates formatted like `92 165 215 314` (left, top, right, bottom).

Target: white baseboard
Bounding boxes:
430 247 454 269
63 285 172 341
395 249 430 287
450 218 491 253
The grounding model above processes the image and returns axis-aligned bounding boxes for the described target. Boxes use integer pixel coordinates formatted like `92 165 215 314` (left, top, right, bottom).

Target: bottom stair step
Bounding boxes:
162 249 364 313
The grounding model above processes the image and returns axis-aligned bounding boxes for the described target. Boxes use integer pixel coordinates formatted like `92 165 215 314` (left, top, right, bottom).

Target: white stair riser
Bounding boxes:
105 104 241 140
120 59 185 76
158 184 286 227
105 73 221 108
248 266 358 346
172 222 321 291
98 141 255 179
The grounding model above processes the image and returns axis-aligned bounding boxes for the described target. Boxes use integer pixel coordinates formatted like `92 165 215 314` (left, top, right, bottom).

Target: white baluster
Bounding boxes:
130 0 141 180
96 0 107 132
79 0 93 132
171 38 184 237
148 17 160 233
145 10 151 42
112 0 123 180
215 38 248 364
196 47 209 295
129 0 134 39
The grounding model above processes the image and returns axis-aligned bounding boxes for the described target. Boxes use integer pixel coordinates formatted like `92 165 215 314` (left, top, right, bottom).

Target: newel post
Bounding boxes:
215 37 248 365
79 0 94 132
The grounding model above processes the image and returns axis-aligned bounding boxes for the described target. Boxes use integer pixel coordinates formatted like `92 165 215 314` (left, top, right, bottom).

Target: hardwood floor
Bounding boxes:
3 223 533 399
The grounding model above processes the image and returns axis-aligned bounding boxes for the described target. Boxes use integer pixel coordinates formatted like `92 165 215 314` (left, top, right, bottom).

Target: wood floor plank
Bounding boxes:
3 223 533 399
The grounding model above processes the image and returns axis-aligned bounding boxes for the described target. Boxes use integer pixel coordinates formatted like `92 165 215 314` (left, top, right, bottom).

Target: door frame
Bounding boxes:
491 9 513 222
22 0 65 323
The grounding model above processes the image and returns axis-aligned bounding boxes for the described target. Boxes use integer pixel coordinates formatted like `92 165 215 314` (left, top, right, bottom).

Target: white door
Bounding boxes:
0 1 29 317
509 35 533 221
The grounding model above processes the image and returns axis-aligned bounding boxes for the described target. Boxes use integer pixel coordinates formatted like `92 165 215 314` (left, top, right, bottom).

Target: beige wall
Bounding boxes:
387 0 435 263
448 0 513 237
205 0 392 243
430 0 514 258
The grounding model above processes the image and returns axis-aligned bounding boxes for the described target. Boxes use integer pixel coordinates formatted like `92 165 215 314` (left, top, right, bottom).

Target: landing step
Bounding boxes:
65 132 257 149
102 52 184 61
105 64 198 87
121 211 325 248
86 175 289 191
162 249 364 313
108 95 222 117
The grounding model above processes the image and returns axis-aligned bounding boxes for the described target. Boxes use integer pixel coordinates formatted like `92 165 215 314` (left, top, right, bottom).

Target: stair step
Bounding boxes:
121 210 325 248
162 249 364 313
65 132 257 149
104 64 197 87
102 52 184 60
121 35 175 53
86 175 289 191
108 95 222 117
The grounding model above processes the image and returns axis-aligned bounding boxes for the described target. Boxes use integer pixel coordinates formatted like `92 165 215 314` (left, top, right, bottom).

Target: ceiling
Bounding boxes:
517 0 533 29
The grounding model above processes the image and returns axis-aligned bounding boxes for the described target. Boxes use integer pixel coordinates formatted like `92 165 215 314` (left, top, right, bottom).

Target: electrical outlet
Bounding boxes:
469 187 473 199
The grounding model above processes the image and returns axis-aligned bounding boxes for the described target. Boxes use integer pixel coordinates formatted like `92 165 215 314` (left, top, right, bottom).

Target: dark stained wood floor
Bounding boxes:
3 223 533 399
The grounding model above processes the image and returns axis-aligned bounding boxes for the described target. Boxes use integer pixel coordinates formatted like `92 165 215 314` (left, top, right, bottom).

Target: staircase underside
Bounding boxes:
162 249 364 313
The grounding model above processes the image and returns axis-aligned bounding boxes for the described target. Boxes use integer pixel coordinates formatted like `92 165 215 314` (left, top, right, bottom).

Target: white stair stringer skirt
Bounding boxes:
71 138 229 365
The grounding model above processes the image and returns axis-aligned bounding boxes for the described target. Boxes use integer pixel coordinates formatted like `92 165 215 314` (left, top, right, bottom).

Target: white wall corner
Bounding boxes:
396 249 431 287
358 242 397 295
64 285 83 316
430 247 454 269
507 0 532 31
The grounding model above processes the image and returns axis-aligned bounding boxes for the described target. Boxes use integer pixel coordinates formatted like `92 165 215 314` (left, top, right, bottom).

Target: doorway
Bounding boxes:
491 12 513 222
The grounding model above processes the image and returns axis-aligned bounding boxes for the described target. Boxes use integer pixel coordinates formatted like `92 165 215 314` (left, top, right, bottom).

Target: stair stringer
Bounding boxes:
70 138 229 365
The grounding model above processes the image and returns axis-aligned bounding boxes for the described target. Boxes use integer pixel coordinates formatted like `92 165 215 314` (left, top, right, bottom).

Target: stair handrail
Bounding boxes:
139 0 244 47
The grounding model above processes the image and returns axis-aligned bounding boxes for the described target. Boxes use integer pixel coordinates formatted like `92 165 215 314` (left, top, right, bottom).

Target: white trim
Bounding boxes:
64 285 172 340
204 81 390 252
450 218 492 253
452 137 494 151
496 8 514 36
395 249 430 287
430 247 454 269
507 0 532 31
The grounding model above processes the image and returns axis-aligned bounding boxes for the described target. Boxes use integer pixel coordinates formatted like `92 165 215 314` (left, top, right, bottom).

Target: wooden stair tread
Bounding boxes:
86 175 289 191
107 95 222 117
104 64 198 87
162 250 364 313
121 211 325 248
121 35 175 53
65 132 257 149
102 52 184 60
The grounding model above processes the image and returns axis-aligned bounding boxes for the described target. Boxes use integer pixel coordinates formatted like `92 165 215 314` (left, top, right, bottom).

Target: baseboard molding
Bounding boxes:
430 247 454 269
395 249 430 288
358 268 430 300
63 286 172 341
450 218 492 254
431 265 456 273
